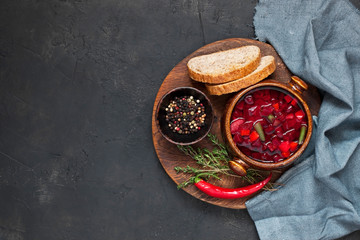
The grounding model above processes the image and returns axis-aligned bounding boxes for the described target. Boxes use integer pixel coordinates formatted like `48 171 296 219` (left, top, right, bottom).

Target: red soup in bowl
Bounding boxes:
230 86 308 163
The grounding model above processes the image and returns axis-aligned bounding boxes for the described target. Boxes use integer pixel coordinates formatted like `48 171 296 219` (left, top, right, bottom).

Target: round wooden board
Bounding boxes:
152 38 321 209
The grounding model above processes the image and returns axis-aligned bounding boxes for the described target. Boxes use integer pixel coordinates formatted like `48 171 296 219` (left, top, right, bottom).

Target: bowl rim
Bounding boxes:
155 86 214 145
224 79 313 170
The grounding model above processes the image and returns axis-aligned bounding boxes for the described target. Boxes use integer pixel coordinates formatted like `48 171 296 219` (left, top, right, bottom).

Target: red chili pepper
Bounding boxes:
240 129 250 136
279 140 290 152
289 141 298 152
194 172 272 199
273 103 279 111
281 151 290 158
249 130 259 142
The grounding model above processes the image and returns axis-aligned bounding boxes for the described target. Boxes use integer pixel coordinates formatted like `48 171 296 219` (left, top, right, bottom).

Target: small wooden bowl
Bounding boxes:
156 87 214 145
223 76 313 175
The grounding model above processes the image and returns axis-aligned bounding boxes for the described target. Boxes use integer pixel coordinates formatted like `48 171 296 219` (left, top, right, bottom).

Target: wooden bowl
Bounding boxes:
223 76 313 175
155 87 214 145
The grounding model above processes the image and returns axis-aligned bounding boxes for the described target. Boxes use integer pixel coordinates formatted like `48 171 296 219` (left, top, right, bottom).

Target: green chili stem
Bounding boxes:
254 121 265 141
298 125 307 144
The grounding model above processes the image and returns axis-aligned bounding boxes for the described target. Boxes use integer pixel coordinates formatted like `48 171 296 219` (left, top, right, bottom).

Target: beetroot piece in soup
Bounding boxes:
230 87 308 163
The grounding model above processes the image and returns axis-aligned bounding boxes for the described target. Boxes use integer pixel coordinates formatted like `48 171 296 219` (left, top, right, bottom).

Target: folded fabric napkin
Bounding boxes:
246 0 360 239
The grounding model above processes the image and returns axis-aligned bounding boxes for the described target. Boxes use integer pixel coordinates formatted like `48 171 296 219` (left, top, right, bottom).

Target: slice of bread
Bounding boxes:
187 45 261 84
206 56 276 95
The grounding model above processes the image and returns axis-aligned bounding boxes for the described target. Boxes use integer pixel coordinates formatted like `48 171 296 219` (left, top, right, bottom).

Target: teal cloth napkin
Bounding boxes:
246 0 360 239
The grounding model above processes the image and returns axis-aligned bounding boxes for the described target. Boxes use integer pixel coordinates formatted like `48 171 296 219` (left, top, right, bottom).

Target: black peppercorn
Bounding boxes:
165 95 206 134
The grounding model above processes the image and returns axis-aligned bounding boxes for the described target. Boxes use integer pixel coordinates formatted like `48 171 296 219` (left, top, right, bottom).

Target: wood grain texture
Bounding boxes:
152 38 321 209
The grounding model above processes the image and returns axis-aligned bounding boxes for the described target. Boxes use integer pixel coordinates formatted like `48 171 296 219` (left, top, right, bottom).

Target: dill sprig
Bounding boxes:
175 133 276 190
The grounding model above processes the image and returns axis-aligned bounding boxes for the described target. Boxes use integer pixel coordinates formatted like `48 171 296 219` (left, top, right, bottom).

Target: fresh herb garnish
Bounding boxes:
175 133 276 190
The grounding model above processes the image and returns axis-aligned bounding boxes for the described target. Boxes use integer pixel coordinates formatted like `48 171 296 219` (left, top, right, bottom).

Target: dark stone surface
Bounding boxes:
0 0 359 239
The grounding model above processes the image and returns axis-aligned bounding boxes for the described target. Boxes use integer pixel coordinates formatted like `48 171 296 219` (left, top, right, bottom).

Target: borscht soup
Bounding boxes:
230 87 308 163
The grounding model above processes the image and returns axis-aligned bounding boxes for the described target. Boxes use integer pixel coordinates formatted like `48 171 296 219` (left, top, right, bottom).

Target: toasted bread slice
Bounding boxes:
187 45 261 84
206 56 276 95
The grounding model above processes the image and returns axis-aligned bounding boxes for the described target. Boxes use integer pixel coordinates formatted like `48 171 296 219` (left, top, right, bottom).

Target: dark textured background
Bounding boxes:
0 0 360 239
